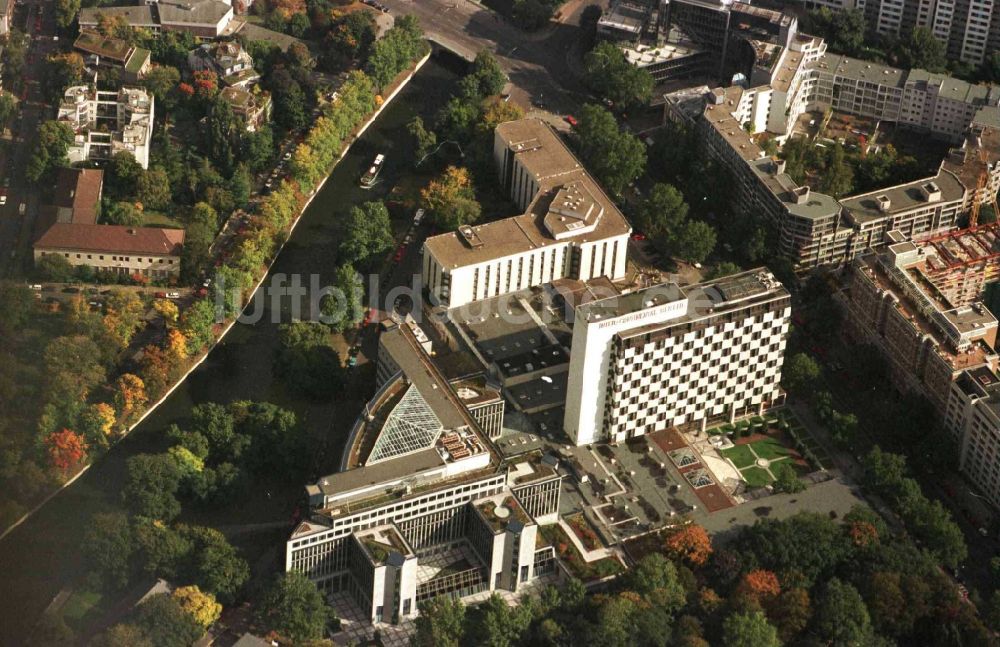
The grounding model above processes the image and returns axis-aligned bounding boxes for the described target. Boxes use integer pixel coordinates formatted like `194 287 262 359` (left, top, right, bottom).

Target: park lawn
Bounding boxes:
751 437 791 461
741 466 774 488
142 211 185 229
60 588 106 631
721 444 757 469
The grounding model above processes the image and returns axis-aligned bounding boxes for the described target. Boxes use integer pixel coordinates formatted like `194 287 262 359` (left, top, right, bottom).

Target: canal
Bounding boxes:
0 55 462 644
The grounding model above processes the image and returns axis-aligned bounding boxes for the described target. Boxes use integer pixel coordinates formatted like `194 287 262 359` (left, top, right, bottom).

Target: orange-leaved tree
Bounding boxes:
45 429 88 476
663 523 712 567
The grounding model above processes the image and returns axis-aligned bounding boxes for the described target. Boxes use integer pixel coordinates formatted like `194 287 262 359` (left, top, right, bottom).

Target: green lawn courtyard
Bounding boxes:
714 410 828 489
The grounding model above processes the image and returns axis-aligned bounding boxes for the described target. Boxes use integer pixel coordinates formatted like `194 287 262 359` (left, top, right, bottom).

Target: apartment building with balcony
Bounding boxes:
58 85 155 169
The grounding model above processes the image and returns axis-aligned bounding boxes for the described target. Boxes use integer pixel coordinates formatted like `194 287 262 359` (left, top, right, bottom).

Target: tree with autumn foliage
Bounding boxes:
115 373 148 421
45 429 88 476
664 524 712 567
165 329 189 364
78 402 117 449
139 345 172 400
735 569 781 609
102 289 146 351
154 299 180 326
172 585 222 628
421 165 481 230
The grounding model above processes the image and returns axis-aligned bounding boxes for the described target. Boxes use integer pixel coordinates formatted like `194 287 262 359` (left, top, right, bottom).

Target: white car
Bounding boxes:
0 194 7 206
166 291 181 299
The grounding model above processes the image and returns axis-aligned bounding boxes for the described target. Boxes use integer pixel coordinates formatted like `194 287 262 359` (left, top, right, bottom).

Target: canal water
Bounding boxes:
0 55 463 644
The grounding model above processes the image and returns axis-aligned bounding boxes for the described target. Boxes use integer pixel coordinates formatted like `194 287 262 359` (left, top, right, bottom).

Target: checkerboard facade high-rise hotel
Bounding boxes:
565 269 791 446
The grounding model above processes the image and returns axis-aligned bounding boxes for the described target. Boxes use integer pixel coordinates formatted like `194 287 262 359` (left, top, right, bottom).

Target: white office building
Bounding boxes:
286 320 561 625
564 269 791 446
422 119 630 310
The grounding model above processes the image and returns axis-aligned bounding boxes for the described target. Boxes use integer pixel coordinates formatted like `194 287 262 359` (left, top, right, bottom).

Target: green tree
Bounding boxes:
255 571 335 642
722 610 780 647
340 201 394 264
81 512 136 591
134 518 192 580
512 0 555 30
468 49 507 98
0 93 17 133
177 525 249 603
465 593 532 647
782 352 821 394
0 282 33 337
181 201 218 280
241 126 275 172
583 40 654 110
420 165 481 229
708 262 742 279
143 65 181 112
55 0 81 29
625 554 686 615
895 27 947 72
575 104 646 196
739 512 848 586
27 121 74 184
812 578 871 646
413 594 466 647
179 298 218 352
131 593 205 647
772 462 806 493
803 8 866 56
818 142 854 197
123 453 183 521
91 624 153 647
103 200 145 226
137 166 172 212
40 53 84 104
208 96 240 173
408 115 438 161
635 183 688 240
275 321 344 398
674 220 716 264
108 151 144 199
35 252 75 282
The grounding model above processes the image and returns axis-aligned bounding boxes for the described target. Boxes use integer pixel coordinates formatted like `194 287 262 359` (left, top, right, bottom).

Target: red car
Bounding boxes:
154 291 167 298
631 232 646 241
564 115 578 127
393 247 405 263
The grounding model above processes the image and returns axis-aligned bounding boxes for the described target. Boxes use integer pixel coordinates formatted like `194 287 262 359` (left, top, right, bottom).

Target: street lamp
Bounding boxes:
416 140 464 167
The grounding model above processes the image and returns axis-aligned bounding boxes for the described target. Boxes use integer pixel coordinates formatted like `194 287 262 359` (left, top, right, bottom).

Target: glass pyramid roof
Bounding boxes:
367 385 444 464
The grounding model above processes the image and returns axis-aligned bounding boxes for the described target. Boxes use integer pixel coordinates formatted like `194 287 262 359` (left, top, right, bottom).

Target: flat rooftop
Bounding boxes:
577 268 789 339
423 119 631 269
840 169 966 224
812 53 906 88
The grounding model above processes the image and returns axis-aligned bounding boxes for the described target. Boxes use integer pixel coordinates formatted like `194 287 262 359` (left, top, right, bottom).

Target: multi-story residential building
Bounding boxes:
563 269 790 446
79 0 234 39
187 41 259 87
58 86 155 169
944 366 1000 508
219 86 271 132
845 234 999 411
853 0 1000 65
422 119 631 309
73 31 151 82
285 318 561 625
34 224 185 279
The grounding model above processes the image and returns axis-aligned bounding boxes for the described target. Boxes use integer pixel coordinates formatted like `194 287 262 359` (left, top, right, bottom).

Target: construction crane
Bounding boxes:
969 148 999 229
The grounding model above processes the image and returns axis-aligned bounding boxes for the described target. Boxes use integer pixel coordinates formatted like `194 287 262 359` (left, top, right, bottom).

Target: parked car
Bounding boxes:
564 115 578 127
166 291 181 299
154 291 167 298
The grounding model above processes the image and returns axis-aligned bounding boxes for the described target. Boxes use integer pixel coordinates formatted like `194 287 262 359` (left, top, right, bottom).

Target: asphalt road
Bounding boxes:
0 0 60 279
382 0 604 114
